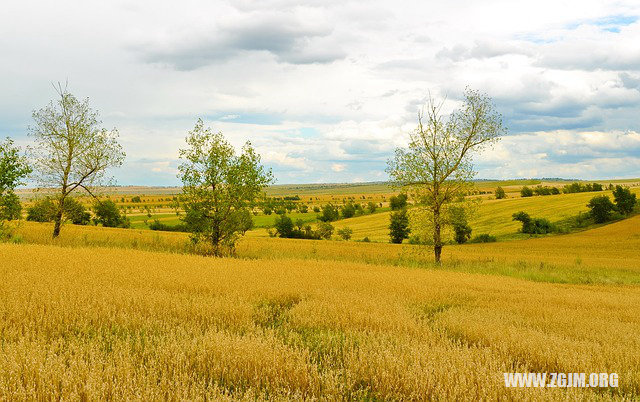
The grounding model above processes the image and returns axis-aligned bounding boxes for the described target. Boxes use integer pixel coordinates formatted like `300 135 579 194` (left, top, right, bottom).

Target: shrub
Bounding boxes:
315 222 334 239
337 227 353 240
361 236 371 242
148 220 189 232
262 206 272 215
273 214 294 238
312 206 320 213
367 201 377 214
317 204 340 222
64 197 91 225
340 203 356 219
389 193 408 210
0 191 22 220
27 198 56 222
469 233 497 243
520 186 534 197
613 185 637 215
93 200 130 228
587 195 615 223
298 204 309 213
512 211 552 234
453 223 472 244
389 208 410 244
494 186 506 199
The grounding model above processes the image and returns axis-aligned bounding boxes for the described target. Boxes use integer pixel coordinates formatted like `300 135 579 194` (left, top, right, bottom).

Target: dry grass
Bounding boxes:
1 242 638 400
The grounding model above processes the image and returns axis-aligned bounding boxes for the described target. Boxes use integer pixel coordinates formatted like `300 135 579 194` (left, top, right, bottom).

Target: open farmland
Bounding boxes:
1 236 639 400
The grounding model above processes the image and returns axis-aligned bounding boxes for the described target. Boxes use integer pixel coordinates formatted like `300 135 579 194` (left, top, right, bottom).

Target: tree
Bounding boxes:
337 227 353 240
520 186 534 197
178 119 273 256
387 89 504 262
367 201 377 214
613 186 636 215
389 193 408 210
315 222 334 240
27 197 90 225
389 208 410 244
317 204 340 222
512 211 552 234
93 200 129 228
30 85 125 237
0 138 31 223
273 214 294 238
587 195 615 223
341 202 356 219
494 186 506 199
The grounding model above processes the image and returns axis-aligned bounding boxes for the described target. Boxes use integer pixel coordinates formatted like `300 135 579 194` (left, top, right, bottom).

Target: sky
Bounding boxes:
1 0 639 186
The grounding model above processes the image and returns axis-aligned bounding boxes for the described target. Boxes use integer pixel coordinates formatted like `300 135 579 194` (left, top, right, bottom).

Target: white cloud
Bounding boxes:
331 163 346 172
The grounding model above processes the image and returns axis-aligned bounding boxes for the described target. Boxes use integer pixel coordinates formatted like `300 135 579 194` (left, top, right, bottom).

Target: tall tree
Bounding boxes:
0 138 31 222
178 119 273 256
387 89 505 262
31 84 125 237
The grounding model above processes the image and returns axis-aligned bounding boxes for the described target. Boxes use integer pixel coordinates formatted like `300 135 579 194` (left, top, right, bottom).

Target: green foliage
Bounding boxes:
562 182 603 194
389 193 408 210
317 204 340 222
389 208 410 244
340 203 356 219
0 191 22 221
274 214 294 238
494 186 506 199
178 119 273 256
520 186 534 197
148 220 189 232
453 223 472 244
613 186 637 215
27 197 90 225
468 233 497 243
93 200 129 228
512 211 553 234
315 222 334 240
0 137 32 195
367 201 377 214
337 227 353 241
587 195 616 224
533 185 560 196
131 196 142 203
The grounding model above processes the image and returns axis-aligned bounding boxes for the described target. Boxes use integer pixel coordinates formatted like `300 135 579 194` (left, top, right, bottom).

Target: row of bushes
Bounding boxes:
270 215 335 240
26 197 130 228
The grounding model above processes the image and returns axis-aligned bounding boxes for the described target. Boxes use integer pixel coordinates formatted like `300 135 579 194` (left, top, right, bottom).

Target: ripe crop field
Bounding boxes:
1 240 639 400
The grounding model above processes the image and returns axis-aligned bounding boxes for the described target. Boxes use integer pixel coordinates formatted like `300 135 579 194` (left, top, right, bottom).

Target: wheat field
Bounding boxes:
1 241 638 400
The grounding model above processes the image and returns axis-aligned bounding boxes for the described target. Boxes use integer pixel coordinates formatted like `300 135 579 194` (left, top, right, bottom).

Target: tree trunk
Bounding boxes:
52 196 65 238
433 205 442 264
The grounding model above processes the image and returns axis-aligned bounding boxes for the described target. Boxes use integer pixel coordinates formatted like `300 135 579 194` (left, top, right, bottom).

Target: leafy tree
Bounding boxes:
27 198 56 222
341 202 356 219
273 214 294 238
93 200 129 228
613 186 636 215
27 197 89 225
337 227 353 240
0 191 22 221
512 211 552 234
389 193 408 210
449 204 472 244
315 222 334 240
178 119 273 256
367 201 377 213
453 223 472 244
387 89 504 262
30 85 125 237
587 195 615 223
389 208 410 244
494 186 506 199
0 138 31 224
520 186 534 197
317 204 340 222
63 197 91 225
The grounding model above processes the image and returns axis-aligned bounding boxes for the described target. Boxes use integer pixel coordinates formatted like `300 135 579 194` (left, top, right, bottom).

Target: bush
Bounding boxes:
453 223 472 244
27 197 90 225
520 186 534 197
315 222 334 240
0 191 22 220
337 227 353 240
494 186 506 199
262 206 272 215
27 198 56 222
148 220 189 232
389 208 410 244
613 185 637 215
317 204 340 222
312 206 320 213
340 203 356 219
297 204 309 213
469 233 497 243
587 195 615 223
389 193 408 210
273 214 294 238
361 236 371 242
367 201 377 214
64 197 91 225
93 200 130 228
512 211 553 234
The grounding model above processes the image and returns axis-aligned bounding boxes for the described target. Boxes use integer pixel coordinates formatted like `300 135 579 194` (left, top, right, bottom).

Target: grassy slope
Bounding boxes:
332 189 639 242
1 241 639 399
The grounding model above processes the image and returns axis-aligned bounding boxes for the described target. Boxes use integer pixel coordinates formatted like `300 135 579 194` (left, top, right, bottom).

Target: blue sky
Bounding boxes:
1 0 639 185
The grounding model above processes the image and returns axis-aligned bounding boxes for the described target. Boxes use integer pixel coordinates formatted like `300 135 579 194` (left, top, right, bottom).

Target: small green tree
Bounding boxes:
389 208 410 244
389 193 408 210
613 186 636 215
178 119 273 256
494 186 506 199
512 211 552 234
520 186 534 197
587 195 615 223
315 222 334 240
367 201 377 214
273 214 294 238
0 138 32 225
340 203 356 219
337 227 353 240
93 200 129 228
317 204 340 222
